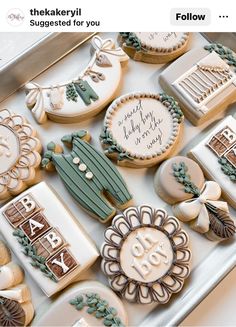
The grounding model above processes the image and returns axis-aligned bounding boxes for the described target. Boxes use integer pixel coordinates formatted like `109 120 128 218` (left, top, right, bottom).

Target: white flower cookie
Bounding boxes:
119 32 191 64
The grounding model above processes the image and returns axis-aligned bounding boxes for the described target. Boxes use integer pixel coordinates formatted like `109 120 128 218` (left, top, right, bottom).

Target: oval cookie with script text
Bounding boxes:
100 93 184 167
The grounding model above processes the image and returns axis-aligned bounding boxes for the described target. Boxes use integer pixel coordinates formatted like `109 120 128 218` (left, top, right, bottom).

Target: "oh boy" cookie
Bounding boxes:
0 109 41 201
101 205 191 304
118 32 190 64
154 156 236 241
0 182 99 297
100 92 184 168
160 43 236 125
25 36 129 124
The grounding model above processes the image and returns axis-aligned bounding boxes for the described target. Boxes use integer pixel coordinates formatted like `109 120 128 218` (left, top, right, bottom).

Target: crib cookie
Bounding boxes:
154 156 236 241
42 130 133 223
118 32 190 64
159 43 236 125
25 36 129 124
0 182 99 297
0 109 41 201
189 116 236 209
100 92 184 167
34 280 128 326
101 205 191 304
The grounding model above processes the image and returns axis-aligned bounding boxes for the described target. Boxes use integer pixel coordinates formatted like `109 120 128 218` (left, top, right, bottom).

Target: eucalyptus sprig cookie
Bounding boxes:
100 92 184 168
159 43 236 125
101 205 191 304
0 109 42 201
25 36 129 124
154 156 236 241
118 32 190 63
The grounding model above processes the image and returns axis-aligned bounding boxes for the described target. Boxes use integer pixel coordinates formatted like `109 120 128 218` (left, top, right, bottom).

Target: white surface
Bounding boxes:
0 32 235 326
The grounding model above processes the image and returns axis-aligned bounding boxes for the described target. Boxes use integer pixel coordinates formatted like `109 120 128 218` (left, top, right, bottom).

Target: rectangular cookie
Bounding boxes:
159 45 236 125
189 115 236 208
0 182 99 297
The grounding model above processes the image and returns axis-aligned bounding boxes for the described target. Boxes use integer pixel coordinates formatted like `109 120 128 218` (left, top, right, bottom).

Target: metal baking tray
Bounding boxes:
0 32 95 102
0 32 235 327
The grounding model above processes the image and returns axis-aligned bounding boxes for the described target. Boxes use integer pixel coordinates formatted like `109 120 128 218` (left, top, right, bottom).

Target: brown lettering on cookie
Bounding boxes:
3 194 41 228
46 248 78 280
33 228 65 259
20 213 50 242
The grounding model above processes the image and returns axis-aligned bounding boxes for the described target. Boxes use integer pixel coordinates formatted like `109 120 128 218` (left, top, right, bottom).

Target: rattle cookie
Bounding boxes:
0 182 99 297
189 115 236 209
0 109 41 201
154 156 236 241
0 242 34 326
42 130 133 222
118 32 190 64
160 43 236 125
100 92 184 168
101 205 191 304
25 36 129 124
34 281 128 327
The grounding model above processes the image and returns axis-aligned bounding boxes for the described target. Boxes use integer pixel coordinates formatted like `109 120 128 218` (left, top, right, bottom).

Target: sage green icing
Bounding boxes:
172 162 201 197
120 32 142 51
69 293 124 327
204 43 236 72
218 157 236 181
42 131 132 222
12 229 57 282
160 93 183 123
66 80 99 105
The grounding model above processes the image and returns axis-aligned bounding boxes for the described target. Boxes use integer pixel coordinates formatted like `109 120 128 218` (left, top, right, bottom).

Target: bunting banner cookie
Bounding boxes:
154 156 236 241
0 242 34 327
118 32 190 64
189 115 236 209
34 281 128 327
25 36 129 124
100 92 184 168
159 43 236 125
42 130 133 223
0 109 41 201
101 205 191 304
0 182 99 297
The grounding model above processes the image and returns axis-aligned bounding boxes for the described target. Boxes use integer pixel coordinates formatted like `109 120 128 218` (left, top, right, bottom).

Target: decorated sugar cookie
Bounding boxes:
25 36 129 124
42 131 133 222
0 109 41 201
0 182 99 297
189 115 236 209
100 92 184 167
0 242 34 326
118 32 190 64
154 156 236 241
101 205 191 304
34 281 128 326
160 43 236 125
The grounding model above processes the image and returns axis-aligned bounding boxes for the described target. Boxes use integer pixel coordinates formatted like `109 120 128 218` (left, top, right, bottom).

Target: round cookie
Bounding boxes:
119 32 190 64
0 241 11 266
154 156 205 204
101 205 191 304
34 280 128 326
0 109 42 201
100 93 184 168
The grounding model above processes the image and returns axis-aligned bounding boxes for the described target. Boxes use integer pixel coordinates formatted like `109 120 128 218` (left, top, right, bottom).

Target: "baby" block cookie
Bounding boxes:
118 33 190 64
154 156 236 241
25 36 129 124
34 281 128 326
0 182 99 297
42 130 133 223
100 92 184 167
159 43 236 125
101 205 191 304
0 109 41 201
189 116 236 209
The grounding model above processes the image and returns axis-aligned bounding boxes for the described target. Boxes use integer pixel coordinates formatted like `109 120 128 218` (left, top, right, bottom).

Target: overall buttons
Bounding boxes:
79 163 87 172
